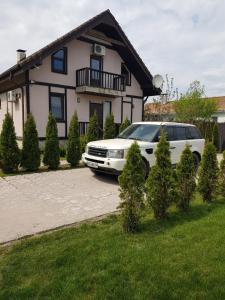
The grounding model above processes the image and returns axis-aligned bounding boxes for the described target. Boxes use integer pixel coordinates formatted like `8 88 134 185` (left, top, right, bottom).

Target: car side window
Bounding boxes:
174 127 186 140
163 126 174 141
188 127 202 139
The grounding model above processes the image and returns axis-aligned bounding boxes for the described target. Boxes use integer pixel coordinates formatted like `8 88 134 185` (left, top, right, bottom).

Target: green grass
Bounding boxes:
1 198 225 299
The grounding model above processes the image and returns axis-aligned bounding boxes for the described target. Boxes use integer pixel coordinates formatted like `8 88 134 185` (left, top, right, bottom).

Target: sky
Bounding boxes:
0 0 224 97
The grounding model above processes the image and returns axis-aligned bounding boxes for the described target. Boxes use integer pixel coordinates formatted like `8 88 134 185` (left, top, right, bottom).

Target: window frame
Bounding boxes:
121 63 131 86
49 92 65 122
51 47 67 74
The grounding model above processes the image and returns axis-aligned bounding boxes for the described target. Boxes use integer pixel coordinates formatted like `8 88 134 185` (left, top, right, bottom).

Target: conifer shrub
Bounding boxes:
43 113 60 170
118 142 145 233
198 142 219 203
212 123 219 151
119 117 131 133
146 131 175 219
218 151 225 199
80 135 88 155
0 113 20 173
66 112 80 167
103 114 116 139
87 112 99 142
21 114 40 171
176 145 196 211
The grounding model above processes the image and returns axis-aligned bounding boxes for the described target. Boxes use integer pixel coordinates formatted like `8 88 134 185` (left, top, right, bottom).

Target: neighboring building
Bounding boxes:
0 10 160 142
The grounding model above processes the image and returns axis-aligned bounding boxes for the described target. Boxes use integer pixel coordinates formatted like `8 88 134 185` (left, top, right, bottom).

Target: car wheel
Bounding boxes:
193 153 200 172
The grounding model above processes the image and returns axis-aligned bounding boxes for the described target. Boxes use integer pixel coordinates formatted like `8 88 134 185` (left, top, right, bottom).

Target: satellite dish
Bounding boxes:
153 74 163 89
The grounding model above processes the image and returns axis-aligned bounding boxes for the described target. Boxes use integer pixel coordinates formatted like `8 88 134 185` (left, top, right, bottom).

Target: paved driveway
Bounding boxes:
0 168 119 244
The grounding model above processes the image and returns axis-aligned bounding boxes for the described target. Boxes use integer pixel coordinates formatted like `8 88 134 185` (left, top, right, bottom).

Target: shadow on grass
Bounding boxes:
139 200 223 235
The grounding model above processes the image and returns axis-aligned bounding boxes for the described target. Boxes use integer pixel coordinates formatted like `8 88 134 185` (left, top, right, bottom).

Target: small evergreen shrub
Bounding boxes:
146 131 175 219
198 142 219 203
176 145 196 211
218 151 225 199
66 112 80 167
87 112 99 142
0 113 20 173
43 113 60 170
59 146 66 158
119 117 131 133
212 123 219 151
118 142 145 233
21 114 40 171
80 135 88 155
103 114 116 139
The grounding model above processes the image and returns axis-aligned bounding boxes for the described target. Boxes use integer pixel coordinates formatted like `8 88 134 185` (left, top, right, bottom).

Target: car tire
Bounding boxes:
193 153 200 172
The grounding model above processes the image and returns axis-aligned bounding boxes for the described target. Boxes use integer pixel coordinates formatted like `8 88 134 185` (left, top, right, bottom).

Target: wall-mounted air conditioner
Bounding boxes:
92 44 106 56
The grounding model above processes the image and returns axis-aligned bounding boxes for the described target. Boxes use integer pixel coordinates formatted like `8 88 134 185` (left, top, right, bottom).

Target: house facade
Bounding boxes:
0 10 160 141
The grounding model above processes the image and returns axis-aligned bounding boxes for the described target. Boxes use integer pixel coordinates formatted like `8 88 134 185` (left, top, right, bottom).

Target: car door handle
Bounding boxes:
170 146 176 149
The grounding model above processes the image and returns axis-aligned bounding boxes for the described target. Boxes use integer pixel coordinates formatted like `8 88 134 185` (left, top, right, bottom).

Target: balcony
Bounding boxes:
76 68 126 97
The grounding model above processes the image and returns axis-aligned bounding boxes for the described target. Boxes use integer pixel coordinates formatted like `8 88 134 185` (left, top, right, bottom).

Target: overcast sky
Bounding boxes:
0 0 224 96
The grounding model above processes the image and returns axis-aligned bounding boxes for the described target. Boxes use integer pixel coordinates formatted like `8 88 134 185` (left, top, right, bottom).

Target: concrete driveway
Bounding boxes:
0 168 119 244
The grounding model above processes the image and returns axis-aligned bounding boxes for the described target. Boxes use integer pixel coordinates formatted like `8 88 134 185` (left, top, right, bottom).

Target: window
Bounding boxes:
174 127 186 140
51 48 67 74
186 126 202 139
49 93 65 122
118 124 160 142
121 63 131 86
163 126 174 141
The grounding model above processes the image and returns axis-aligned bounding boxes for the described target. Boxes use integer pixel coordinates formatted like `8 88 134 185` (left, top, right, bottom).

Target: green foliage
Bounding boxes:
43 113 60 170
66 112 80 167
21 114 40 171
59 146 66 158
80 135 88 155
212 123 219 151
0 113 20 173
218 151 225 199
87 112 99 142
174 81 217 123
146 131 175 219
176 145 196 211
103 114 116 139
198 142 219 203
119 117 131 133
118 142 145 233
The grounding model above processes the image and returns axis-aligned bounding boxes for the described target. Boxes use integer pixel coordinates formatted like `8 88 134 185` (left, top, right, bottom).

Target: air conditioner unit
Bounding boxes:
7 90 17 102
93 44 106 56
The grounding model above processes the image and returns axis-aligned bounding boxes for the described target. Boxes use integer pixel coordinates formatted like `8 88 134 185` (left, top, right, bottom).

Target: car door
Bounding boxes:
162 125 178 165
172 126 188 163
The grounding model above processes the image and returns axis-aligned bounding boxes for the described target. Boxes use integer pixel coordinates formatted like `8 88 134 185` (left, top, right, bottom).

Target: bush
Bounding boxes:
80 135 88 155
103 114 116 139
66 112 80 167
119 117 131 133
176 145 196 211
118 142 145 233
21 114 40 171
212 123 219 151
146 131 175 219
0 113 20 173
59 146 66 158
198 142 219 203
218 151 225 199
87 112 99 142
43 113 60 170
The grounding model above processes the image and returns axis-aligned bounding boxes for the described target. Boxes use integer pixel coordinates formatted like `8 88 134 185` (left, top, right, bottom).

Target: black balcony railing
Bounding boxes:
76 68 125 92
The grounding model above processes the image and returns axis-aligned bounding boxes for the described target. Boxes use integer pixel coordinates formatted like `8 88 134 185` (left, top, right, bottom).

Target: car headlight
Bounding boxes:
107 149 124 159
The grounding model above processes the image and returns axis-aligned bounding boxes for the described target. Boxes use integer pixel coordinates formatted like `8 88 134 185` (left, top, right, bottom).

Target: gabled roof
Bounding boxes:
0 9 160 96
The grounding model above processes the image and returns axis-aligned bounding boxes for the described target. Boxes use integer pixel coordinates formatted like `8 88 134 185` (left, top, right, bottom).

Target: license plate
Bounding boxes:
87 161 98 169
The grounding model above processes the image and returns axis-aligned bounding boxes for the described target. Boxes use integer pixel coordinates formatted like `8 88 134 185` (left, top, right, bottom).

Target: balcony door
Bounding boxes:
90 102 103 138
90 55 102 87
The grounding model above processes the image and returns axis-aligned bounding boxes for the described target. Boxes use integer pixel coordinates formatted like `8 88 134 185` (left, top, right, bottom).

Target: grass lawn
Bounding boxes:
1 198 225 299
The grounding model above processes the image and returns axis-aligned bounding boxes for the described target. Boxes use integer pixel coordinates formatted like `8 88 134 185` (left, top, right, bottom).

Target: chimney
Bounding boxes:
17 49 26 63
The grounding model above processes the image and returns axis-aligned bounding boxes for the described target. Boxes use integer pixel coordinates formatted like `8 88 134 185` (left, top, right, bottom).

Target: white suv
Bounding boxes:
82 122 205 177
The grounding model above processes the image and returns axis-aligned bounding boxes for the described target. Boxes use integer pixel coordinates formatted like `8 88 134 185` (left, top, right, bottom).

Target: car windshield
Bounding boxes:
118 124 160 142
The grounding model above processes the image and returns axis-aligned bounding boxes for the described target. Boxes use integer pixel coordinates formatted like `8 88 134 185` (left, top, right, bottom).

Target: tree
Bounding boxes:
66 112 80 167
0 113 20 173
118 142 145 233
119 117 131 133
87 112 99 142
21 114 40 171
176 145 196 211
103 114 116 139
198 142 219 203
218 151 225 199
43 113 60 169
174 81 217 123
146 131 175 219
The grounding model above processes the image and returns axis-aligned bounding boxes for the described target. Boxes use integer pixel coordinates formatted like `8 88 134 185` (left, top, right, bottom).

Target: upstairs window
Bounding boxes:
121 63 131 86
49 93 65 122
51 48 67 74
